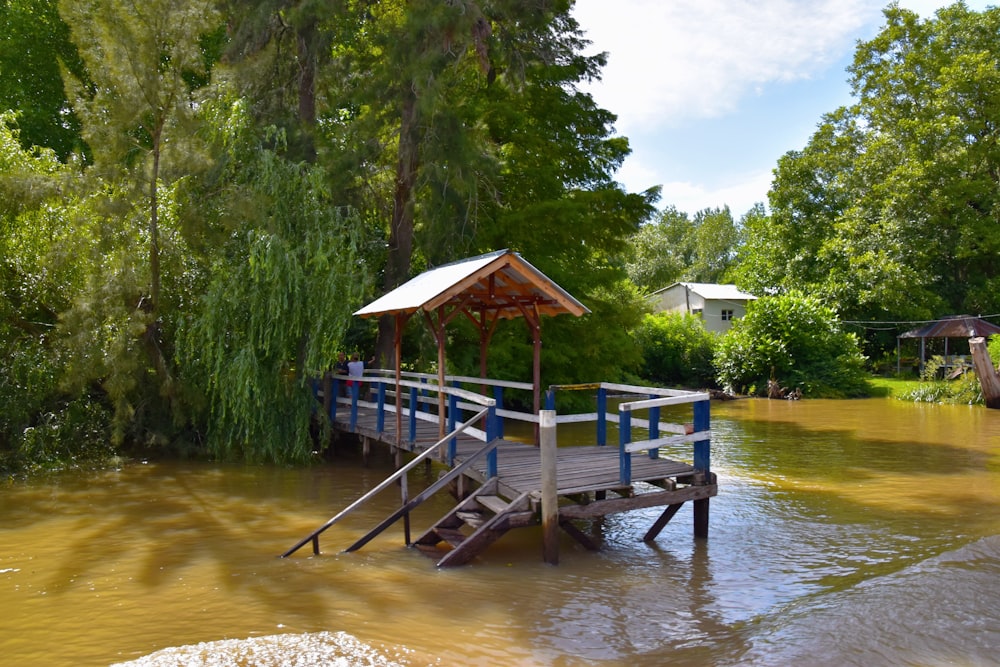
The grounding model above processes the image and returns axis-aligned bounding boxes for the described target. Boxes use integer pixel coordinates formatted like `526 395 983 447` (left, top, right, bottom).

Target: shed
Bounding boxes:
647 282 757 333
897 315 1000 374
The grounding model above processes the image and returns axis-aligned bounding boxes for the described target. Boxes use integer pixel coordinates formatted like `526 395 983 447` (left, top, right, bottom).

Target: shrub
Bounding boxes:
633 312 718 388
714 292 870 397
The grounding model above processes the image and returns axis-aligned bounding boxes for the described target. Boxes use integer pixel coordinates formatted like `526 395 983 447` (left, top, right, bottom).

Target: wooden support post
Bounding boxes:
643 503 683 542
540 409 559 565
400 468 411 545
322 374 332 421
971 337 1000 408
362 436 370 467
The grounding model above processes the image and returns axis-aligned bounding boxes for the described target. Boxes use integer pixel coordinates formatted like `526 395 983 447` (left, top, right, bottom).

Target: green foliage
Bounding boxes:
900 356 983 405
633 312 718 389
626 205 739 293
0 119 114 474
0 0 85 159
741 4 1000 327
987 336 1000 367
1 0 663 472
714 292 870 398
177 101 370 463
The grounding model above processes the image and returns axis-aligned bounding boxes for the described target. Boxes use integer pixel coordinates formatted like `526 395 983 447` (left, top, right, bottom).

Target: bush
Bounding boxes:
633 312 718 388
714 292 870 398
899 355 983 405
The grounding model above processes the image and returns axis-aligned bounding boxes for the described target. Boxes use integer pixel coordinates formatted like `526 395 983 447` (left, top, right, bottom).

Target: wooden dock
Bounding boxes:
284 373 718 567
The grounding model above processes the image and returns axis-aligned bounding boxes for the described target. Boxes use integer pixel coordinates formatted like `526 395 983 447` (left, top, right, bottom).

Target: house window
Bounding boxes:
691 308 703 318
721 309 734 322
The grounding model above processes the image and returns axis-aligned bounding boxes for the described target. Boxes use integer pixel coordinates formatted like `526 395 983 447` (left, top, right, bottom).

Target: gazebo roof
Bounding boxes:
899 315 1000 339
354 249 589 319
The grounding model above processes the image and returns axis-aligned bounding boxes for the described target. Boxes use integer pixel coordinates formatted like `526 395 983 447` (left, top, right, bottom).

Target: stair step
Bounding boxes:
435 527 467 547
476 495 509 514
412 543 445 558
456 510 487 528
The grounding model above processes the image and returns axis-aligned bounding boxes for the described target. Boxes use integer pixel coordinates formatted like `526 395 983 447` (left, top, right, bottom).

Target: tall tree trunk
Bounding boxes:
374 86 420 368
143 126 173 398
296 21 317 161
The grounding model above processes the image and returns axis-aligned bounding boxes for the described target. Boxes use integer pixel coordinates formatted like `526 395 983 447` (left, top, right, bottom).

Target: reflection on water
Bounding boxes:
1 398 999 666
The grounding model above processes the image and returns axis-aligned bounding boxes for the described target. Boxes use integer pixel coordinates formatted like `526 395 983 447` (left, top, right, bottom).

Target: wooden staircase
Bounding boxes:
412 479 536 567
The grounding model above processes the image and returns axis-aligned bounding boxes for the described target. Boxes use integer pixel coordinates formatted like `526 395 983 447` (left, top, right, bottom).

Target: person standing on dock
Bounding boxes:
334 352 349 397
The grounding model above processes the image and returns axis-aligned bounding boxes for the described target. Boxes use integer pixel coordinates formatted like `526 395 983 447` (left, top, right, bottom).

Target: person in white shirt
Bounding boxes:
347 353 364 380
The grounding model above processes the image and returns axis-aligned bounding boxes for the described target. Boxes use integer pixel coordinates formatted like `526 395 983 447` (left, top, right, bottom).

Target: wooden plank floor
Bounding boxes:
334 406 700 499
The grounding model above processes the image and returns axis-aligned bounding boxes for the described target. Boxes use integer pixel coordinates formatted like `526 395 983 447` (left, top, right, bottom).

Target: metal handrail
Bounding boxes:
280 406 490 558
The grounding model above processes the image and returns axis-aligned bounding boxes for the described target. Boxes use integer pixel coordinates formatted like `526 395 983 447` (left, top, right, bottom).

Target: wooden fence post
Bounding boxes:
540 409 559 565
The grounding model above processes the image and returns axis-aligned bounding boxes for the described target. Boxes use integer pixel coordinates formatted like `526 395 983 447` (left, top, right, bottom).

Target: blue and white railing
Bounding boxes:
315 371 710 486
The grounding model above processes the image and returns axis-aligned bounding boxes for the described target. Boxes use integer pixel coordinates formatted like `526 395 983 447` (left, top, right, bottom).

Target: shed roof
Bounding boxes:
354 249 589 319
899 315 1000 339
649 282 757 302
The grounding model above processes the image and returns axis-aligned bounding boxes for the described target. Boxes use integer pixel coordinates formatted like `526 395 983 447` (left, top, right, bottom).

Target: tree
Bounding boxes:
0 116 113 472
739 4 1000 326
626 204 739 294
714 293 869 398
626 206 692 293
0 0 84 158
634 312 718 389
451 5 656 388
688 206 738 283
56 0 222 442
176 99 368 463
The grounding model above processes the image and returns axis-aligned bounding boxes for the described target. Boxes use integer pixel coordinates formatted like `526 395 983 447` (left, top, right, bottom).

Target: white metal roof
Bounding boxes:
354 249 589 319
650 282 757 301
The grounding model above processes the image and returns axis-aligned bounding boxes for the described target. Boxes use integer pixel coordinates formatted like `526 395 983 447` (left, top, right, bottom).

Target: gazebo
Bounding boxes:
897 315 1000 374
354 249 589 440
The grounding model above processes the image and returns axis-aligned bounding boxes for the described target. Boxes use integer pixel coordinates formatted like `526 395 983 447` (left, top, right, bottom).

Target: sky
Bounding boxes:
571 0 993 218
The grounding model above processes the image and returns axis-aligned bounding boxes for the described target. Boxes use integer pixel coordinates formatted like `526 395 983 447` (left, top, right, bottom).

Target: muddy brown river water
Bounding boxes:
2 397 999 666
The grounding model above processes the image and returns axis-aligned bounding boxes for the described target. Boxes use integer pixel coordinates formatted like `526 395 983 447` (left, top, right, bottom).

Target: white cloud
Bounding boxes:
576 0 997 212
658 169 776 217
573 0 878 132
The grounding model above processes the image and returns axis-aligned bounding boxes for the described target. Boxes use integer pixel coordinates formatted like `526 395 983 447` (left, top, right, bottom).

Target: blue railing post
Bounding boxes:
420 377 429 412
596 386 607 447
447 385 458 466
330 378 340 422
693 398 711 538
376 381 386 434
619 407 632 485
486 404 499 478
545 387 556 411
349 380 360 430
493 385 505 439
408 386 418 446
648 394 660 460
693 399 710 473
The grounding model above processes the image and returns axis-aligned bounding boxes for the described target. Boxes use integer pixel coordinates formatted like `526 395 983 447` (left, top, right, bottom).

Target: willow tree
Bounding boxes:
174 96 368 463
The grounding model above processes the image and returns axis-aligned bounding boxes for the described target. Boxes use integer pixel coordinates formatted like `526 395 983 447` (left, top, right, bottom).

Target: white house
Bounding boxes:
647 282 757 333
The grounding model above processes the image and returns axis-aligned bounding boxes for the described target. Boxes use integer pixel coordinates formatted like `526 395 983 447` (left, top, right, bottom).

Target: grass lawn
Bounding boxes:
867 375 924 398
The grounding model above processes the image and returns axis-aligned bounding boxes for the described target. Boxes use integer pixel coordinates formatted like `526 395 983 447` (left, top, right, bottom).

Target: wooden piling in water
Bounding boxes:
540 410 559 565
971 337 1000 409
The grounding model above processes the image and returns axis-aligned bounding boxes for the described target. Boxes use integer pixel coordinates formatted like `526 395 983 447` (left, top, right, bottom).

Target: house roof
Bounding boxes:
649 282 757 302
354 249 590 320
899 315 1000 339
